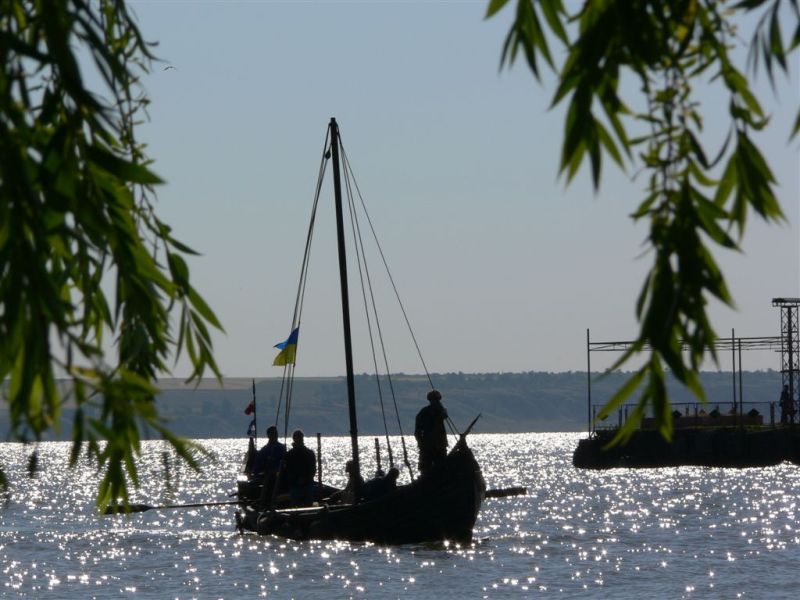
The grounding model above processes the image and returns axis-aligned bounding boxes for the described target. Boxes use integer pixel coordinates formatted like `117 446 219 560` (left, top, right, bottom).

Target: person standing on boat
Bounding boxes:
415 389 448 476
253 425 287 507
283 429 317 506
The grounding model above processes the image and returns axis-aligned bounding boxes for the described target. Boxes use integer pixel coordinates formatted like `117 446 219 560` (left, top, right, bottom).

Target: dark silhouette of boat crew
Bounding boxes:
253 426 287 508
360 467 400 502
283 430 316 507
415 389 449 476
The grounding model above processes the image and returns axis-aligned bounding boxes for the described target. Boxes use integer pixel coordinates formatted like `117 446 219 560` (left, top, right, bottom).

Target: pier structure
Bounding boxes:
585 332 781 434
575 298 800 468
773 297 800 423
583 298 800 435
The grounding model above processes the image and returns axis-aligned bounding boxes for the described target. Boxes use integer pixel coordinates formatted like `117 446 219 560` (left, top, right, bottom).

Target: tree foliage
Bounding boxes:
0 1 222 507
487 0 798 442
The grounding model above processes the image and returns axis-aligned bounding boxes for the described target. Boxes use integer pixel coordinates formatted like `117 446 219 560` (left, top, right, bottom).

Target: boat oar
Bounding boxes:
104 500 241 515
485 486 527 499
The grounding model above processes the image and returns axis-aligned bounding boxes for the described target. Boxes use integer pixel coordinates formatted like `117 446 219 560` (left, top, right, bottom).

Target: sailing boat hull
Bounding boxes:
236 444 485 545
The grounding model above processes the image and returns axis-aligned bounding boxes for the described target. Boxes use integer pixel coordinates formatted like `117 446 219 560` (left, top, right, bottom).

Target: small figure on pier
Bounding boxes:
415 389 448 477
779 384 795 424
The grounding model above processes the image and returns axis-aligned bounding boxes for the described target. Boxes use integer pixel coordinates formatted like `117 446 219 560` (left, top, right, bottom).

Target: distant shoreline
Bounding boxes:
1 370 785 440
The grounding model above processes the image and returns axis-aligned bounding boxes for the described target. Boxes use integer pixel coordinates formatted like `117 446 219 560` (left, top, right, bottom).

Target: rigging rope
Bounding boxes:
342 156 397 471
340 140 437 476
276 128 330 440
340 148 435 389
273 124 458 470
274 363 288 428
341 142 460 450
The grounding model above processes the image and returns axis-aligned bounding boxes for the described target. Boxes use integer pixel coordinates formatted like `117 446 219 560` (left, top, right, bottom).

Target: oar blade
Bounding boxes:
103 503 153 515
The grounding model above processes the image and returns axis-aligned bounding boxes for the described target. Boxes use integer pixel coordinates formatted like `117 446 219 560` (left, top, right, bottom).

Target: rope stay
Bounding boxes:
342 160 396 470
275 127 330 441
340 147 435 389
341 144 461 449
272 124 448 469
339 136 437 476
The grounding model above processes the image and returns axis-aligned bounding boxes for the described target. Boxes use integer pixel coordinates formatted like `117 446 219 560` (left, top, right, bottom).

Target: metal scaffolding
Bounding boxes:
773 297 800 424
583 298 800 433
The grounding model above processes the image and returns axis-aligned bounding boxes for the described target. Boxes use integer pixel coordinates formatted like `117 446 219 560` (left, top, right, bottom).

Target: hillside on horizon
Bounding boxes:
1 370 785 441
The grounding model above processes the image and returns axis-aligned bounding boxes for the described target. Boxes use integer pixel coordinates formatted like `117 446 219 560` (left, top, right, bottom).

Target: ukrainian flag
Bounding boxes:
273 327 299 366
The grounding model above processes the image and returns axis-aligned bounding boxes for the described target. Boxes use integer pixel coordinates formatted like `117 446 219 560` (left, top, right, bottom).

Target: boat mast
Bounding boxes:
329 117 361 480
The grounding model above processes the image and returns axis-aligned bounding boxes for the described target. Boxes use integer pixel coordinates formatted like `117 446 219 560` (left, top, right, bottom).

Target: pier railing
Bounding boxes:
585 324 799 435
591 400 786 434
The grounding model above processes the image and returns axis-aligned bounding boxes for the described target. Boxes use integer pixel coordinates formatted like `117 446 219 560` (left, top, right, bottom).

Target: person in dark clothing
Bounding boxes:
283 429 317 506
360 467 399 502
252 426 287 479
415 389 448 477
253 426 287 508
328 459 364 505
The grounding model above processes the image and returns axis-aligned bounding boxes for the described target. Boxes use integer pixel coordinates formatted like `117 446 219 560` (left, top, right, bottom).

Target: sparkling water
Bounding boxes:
1 433 798 598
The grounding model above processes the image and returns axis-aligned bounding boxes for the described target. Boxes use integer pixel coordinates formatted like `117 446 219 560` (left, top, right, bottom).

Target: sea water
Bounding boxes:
0 433 798 598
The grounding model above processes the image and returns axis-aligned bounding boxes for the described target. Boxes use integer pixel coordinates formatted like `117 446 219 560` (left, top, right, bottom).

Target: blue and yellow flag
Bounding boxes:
273 327 299 366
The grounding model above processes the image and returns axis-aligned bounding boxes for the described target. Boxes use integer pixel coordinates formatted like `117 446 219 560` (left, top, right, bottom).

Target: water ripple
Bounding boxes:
1 433 798 597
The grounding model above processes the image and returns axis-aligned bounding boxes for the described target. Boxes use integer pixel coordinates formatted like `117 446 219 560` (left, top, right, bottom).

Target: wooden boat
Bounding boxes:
235 118 485 544
237 443 483 544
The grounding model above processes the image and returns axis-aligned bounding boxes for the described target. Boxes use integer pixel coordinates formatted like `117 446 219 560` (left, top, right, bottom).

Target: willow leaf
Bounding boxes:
597 367 647 421
539 0 568 44
485 0 511 19
85 145 164 185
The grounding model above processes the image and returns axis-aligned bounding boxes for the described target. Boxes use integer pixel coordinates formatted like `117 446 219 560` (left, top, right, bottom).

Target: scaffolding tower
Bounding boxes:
773 297 800 422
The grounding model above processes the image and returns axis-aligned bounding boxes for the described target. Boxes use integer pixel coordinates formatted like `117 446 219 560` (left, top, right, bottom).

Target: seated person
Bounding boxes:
283 429 316 507
252 426 287 480
360 467 399 502
253 426 287 508
327 460 365 505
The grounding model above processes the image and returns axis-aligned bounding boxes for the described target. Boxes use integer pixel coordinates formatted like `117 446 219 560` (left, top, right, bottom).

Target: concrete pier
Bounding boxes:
573 427 800 469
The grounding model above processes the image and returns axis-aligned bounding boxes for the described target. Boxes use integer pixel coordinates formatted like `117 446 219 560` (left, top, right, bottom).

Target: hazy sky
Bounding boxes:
126 1 799 378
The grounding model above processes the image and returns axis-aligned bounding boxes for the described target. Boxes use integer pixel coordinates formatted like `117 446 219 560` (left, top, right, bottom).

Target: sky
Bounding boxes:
122 1 799 378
